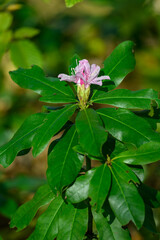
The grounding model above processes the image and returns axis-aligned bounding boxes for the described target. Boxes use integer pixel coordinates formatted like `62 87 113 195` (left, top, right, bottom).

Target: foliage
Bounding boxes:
65 0 84 8
0 41 160 239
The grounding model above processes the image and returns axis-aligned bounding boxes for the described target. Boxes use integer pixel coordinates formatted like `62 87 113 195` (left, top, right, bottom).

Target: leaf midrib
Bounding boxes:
110 167 133 223
98 111 150 142
14 72 72 96
58 128 77 189
34 104 76 153
13 189 54 229
84 109 98 152
0 121 45 157
114 149 160 161
92 96 152 102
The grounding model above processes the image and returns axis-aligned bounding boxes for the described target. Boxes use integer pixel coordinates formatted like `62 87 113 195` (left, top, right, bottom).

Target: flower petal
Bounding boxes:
58 74 76 82
92 75 110 82
89 64 101 80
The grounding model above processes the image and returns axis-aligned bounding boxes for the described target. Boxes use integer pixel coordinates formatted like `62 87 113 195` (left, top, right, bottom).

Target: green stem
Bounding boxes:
86 156 93 239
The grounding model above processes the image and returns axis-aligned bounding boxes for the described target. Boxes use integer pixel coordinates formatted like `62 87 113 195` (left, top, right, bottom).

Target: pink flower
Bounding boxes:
58 59 110 88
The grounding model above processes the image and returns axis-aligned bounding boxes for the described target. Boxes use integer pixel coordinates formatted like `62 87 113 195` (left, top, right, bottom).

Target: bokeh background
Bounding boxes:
0 0 160 239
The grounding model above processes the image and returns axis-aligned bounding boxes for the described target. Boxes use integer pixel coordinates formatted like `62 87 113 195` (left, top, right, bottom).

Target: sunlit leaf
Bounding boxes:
14 27 40 39
10 40 42 68
0 12 13 32
65 0 83 8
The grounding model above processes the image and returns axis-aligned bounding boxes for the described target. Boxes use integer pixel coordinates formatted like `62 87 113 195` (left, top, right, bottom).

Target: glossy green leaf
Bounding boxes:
103 41 135 87
89 164 111 211
92 209 131 240
0 113 47 167
10 184 55 231
40 94 77 104
28 196 64 240
111 161 139 184
0 12 13 32
108 166 145 229
65 0 83 8
10 40 42 68
66 169 96 203
113 142 160 165
9 65 75 99
97 108 160 147
76 108 108 157
14 27 40 39
91 89 158 109
47 125 84 192
57 203 88 240
129 165 144 182
33 104 77 157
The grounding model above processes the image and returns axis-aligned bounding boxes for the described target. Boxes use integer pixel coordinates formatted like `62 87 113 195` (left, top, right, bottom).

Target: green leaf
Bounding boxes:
40 94 77 104
97 108 160 147
108 166 145 229
91 89 158 109
47 125 84 192
32 104 77 157
89 164 111 211
14 27 40 39
28 196 64 240
0 113 47 167
0 12 13 32
65 0 83 8
68 54 81 75
0 30 12 59
57 203 88 240
113 142 160 165
66 169 96 203
103 41 136 87
10 40 42 68
10 184 55 231
92 209 131 240
129 165 144 182
76 108 108 157
9 65 75 99
111 161 139 184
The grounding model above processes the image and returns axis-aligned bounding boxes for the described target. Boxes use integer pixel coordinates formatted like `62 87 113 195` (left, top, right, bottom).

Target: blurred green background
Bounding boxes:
0 0 160 239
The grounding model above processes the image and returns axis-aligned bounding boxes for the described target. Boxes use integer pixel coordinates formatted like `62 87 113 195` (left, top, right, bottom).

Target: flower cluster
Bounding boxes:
58 59 110 89
58 59 110 109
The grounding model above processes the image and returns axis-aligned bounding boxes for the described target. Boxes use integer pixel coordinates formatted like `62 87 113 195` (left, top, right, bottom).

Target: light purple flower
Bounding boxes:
58 59 110 88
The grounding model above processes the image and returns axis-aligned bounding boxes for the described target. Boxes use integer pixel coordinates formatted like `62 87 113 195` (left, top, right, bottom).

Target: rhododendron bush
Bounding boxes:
0 41 160 239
